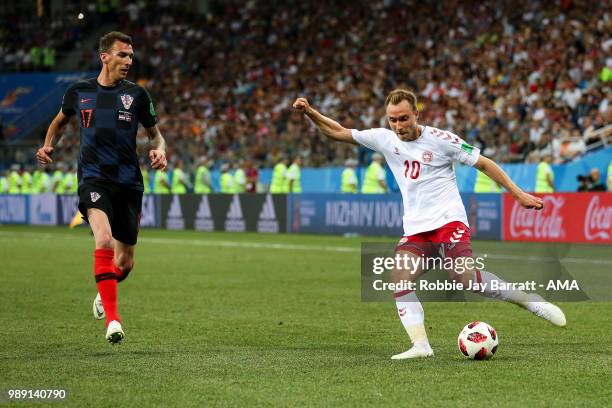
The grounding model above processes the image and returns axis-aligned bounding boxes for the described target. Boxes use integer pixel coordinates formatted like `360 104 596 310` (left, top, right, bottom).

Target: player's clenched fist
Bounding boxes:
36 146 54 164
293 98 312 113
149 149 167 170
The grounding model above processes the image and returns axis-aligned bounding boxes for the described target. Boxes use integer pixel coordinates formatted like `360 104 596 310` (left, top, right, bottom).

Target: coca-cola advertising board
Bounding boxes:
503 193 612 243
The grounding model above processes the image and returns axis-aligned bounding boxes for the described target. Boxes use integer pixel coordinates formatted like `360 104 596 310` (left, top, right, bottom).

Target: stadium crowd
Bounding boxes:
116 0 610 169
2 7 76 72
0 1 125 72
3 0 611 177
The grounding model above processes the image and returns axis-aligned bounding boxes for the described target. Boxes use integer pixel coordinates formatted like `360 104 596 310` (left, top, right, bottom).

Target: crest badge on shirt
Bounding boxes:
120 94 134 110
422 151 433 163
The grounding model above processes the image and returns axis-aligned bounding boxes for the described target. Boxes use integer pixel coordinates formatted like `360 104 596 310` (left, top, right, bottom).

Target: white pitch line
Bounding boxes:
0 230 357 253
0 230 610 264
141 236 357 252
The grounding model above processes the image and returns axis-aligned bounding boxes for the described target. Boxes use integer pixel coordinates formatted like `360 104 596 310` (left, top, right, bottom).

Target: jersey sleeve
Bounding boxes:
351 128 388 152
136 86 158 128
437 130 481 167
61 83 78 117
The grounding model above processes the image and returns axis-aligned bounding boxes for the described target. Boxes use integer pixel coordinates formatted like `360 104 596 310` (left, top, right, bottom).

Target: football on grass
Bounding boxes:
458 321 499 360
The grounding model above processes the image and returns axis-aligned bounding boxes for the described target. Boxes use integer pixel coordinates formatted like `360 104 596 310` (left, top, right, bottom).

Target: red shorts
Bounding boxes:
396 221 473 263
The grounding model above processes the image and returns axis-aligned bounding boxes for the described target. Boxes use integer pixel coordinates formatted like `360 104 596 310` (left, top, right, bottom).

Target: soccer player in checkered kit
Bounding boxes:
36 32 167 344
293 90 566 359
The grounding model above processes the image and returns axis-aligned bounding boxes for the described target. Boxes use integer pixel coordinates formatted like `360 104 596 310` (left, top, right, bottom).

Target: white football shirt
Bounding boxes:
352 126 480 236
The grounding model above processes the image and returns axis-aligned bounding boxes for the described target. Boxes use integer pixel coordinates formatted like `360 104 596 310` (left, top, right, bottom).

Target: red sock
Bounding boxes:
114 264 132 283
94 249 120 327
113 265 124 282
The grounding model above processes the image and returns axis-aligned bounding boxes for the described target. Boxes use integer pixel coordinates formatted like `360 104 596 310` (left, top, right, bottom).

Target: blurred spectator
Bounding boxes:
51 162 64 193
577 168 607 192
171 159 190 194
233 160 247 193
219 163 234 193
341 158 358 194
535 152 555 193
362 153 386 194
193 157 213 193
20 165 32 194
287 156 302 193
270 156 288 193
64 164 78 195
8 164 21 194
153 169 170 194
42 46 55 71
245 159 259 193
0 169 8 193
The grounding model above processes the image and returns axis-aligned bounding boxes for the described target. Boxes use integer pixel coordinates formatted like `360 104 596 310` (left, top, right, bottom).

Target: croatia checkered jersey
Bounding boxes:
61 78 157 191
351 126 480 236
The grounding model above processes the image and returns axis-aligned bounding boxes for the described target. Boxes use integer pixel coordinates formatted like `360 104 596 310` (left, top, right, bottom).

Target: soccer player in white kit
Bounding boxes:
293 89 566 359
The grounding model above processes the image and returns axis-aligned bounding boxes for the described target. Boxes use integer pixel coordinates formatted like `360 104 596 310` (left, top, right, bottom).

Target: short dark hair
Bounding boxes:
385 89 418 111
99 31 132 53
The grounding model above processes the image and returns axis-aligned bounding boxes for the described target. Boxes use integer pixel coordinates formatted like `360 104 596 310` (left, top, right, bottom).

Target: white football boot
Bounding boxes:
524 294 567 327
391 344 434 360
93 293 105 320
105 320 124 344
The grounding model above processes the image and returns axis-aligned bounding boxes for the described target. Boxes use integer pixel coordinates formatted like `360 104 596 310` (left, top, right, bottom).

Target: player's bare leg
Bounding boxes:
114 241 135 282
451 260 566 327
390 249 434 360
88 208 124 344
93 240 135 320
93 239 135 320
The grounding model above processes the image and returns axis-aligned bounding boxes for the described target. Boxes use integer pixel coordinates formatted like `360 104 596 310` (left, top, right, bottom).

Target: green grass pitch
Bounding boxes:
1 226 610 407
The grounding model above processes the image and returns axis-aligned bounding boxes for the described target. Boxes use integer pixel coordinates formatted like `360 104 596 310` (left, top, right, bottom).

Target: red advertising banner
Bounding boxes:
503 193 612 244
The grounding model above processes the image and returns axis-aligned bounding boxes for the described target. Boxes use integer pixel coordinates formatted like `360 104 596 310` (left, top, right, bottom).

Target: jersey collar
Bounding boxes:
96 79 123 90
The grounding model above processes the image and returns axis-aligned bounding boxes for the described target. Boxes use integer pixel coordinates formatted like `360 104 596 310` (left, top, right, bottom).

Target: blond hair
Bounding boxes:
385 89 418 111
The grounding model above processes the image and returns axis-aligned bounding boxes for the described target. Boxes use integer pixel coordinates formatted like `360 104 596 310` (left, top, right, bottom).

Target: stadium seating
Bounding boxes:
0 0 610 185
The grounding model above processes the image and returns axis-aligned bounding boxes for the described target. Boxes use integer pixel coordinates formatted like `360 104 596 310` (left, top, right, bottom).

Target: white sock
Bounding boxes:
394 290 431 349
475 270 532 305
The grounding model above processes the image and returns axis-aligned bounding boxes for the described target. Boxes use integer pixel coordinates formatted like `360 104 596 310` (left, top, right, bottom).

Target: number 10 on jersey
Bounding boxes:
404 160 421 179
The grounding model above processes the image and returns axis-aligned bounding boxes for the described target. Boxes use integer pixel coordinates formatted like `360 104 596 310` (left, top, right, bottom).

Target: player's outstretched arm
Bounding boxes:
145 125 168 170
36 110 71 164
475 156 544 209
292 98 357 145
